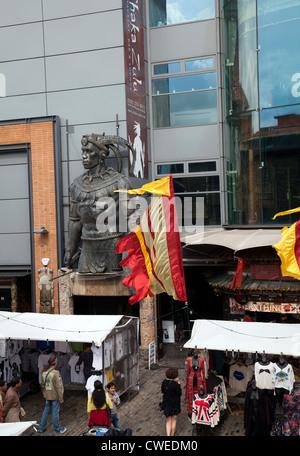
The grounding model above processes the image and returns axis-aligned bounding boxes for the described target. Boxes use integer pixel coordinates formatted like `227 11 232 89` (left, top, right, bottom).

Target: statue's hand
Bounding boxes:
64 251 73 268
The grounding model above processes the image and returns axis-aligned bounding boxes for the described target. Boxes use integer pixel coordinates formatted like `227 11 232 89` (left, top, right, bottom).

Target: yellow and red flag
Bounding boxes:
272 207 300 280
115 175 187 305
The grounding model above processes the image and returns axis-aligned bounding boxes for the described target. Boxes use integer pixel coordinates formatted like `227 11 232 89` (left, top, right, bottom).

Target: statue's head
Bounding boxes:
81 134 110 170
81 134 135 174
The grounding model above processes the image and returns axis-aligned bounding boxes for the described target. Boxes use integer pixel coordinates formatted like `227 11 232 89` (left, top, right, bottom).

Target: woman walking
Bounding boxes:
161 368 182 436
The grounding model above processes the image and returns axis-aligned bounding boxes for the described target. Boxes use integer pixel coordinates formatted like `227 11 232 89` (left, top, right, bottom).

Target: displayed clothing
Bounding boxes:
38 353 56 383
86 374 103 397
54 341 72 353
191 391 220 427
274 362 295 394
77 348 94 381
229 362 254 392
104 338 114 368
68 354 85 384
20 350 39 374
254 361 276 390
244 380 275 436
56 353 71 385
282 381 300 436
91 343 103 371
185 355 207 414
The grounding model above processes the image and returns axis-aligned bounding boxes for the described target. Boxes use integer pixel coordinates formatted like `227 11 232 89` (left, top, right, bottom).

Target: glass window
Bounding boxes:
153 62 181 75
152 73 216 94
149 0 215 28
258 0 300 109
185 58 214 71
173 176 219 193
188 161 217 173
176 193 221 226
153 90 218 127
260 105 300 224
157 163 184 174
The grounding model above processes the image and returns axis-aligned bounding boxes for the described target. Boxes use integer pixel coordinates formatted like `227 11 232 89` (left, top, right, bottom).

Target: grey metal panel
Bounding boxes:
42 0 122 19
0 233 31 265
150 20 216 62
60 121 128 161
45 48 125 91
153 125 220 162
0 152 27 165
0 199 30 233
0 94 47 121
0 22 44 61
46 85 126 126
0 0 42 26
43 10 124 56
0 164 29 199
0 58 45 96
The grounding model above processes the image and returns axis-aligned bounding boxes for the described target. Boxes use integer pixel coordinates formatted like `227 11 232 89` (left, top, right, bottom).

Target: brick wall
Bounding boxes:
0 120 59 313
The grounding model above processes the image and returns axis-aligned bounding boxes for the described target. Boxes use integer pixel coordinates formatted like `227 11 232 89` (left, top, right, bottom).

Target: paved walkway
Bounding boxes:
20 343 244 437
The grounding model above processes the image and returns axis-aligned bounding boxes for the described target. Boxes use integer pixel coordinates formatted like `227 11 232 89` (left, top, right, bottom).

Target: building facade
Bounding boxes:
0 1 299 350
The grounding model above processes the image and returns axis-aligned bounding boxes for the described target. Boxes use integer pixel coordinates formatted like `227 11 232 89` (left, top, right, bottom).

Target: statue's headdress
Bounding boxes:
81 134 135 173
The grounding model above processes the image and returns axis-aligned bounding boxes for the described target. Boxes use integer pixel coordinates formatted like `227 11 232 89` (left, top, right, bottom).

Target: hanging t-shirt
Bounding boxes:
274 363 295 394
10 354 21 378
254 361 275 390
85 374 103 397
20 350 39 374
229 363 254 392
104 338 114 368
56 353 71 385
91 343 102 371
38 352 56 383
54 341 72 354
68 354 85 384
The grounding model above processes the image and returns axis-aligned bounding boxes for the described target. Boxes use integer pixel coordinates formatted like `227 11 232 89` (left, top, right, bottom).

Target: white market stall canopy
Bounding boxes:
0 421 37 436
181 228 283 253
184 319 300 357
0 312 126 347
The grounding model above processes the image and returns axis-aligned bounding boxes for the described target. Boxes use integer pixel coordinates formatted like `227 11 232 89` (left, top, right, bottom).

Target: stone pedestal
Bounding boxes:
57 269 74 315
57 270 158 362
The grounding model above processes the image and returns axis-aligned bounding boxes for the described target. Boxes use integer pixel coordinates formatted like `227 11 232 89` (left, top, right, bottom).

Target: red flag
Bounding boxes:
115 176 187 305
230 257 246 291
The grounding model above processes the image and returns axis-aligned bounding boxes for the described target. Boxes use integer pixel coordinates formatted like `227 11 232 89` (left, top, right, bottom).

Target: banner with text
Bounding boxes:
123 0 148 179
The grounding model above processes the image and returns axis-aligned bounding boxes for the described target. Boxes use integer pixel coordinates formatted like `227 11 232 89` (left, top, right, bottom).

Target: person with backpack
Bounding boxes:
36 355 67 434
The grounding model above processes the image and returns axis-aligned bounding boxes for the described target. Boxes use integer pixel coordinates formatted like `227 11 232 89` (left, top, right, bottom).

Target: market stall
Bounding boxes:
0 311 139 399
184 319 300 436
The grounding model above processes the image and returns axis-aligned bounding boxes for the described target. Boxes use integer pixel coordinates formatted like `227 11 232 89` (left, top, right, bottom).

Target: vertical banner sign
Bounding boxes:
123 0 148 178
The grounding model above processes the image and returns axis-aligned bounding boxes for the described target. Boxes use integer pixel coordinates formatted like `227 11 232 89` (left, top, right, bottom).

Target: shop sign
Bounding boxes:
229 297 300 314
123 0 148 178
246 302 300 314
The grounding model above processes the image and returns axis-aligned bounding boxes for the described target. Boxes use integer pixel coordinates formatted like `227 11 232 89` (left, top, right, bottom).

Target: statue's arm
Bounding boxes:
64 187 82 267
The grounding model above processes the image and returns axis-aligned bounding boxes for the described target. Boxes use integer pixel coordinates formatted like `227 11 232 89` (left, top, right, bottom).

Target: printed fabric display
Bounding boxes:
274 363 295 394
229 362 254 392
185 355 207 414
282 381 300 436
254 361 276 390
191 387 221 427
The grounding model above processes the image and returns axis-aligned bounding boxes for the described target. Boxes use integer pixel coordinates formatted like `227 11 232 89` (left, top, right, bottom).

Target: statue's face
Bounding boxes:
81 142 99 169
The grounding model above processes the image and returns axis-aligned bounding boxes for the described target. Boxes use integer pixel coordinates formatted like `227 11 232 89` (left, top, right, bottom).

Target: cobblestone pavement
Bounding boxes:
20 343 245 437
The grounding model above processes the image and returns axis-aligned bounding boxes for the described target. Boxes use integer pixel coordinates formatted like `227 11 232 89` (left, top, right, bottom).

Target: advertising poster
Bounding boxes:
123 0 148 178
